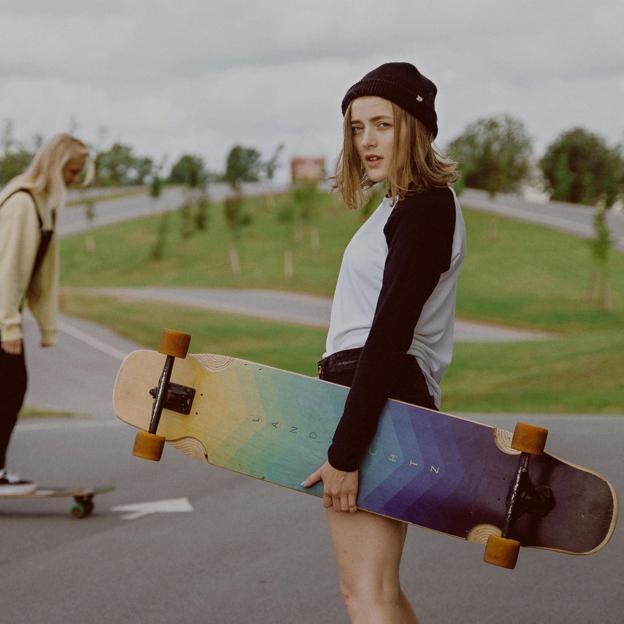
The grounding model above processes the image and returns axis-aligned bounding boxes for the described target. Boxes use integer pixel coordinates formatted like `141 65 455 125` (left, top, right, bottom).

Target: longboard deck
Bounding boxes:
0 486 114 499
114 351 617 555
0 486 114 518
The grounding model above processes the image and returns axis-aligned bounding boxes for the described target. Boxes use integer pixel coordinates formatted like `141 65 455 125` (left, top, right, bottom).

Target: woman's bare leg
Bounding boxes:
326 508 419 624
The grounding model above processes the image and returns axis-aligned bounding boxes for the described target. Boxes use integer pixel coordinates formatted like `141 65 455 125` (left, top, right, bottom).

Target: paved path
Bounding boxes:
76 286 555 343
58 182 287 239
22 313 139 419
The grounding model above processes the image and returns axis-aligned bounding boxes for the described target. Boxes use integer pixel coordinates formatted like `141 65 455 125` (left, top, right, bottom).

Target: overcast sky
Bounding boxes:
1 0 622 181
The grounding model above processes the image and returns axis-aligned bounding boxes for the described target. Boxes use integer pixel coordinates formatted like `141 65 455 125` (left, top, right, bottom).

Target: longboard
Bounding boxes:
0 486 114 518
113 332 617 569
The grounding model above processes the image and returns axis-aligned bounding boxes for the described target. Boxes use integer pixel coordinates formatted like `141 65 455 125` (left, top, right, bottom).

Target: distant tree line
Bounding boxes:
0 120 281 190
2 116 622 210
448 115 624 207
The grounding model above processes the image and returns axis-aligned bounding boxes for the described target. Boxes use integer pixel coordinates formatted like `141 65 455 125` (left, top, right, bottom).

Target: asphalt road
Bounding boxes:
4 315 622 624
2 413 622 624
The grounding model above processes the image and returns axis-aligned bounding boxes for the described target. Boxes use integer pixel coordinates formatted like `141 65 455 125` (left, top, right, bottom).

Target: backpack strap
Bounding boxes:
0 188 43 228
0 188 53 310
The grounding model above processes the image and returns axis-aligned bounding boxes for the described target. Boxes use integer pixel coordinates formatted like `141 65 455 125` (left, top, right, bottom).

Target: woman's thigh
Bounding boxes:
326 507 407 593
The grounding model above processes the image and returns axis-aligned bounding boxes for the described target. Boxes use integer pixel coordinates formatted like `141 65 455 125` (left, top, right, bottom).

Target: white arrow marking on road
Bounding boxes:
111 498 194 520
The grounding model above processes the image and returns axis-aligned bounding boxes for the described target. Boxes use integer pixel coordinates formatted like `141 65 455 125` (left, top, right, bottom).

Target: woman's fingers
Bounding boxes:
1 339 22 355
348 492 357 513
304 463 358 512
302 469 321 488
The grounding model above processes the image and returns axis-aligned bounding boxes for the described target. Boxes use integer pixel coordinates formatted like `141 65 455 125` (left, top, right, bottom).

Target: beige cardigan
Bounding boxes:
0 190 58 345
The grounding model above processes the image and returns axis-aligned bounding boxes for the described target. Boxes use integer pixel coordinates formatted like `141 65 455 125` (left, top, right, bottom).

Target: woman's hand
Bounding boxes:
303 461 359 512
1 339 22 355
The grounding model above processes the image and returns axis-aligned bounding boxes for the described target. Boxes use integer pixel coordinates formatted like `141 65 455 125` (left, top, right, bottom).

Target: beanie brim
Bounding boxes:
341 64 438 139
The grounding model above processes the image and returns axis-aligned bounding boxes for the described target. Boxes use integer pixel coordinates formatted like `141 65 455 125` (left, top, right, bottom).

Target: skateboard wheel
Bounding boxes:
133 431 166 461
71 503 87 519
158 329 191 359
511 422 548 455
484 535 521 569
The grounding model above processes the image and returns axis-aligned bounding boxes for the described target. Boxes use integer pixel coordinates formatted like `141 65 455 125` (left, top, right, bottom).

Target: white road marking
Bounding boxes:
111 498 194 520
58 319 127 361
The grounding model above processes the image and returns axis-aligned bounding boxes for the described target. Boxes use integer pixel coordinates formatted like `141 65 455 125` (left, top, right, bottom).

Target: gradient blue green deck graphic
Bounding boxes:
115 351 616 554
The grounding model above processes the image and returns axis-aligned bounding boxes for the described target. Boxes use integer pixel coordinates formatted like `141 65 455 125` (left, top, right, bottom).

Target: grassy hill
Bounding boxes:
59 191 624 413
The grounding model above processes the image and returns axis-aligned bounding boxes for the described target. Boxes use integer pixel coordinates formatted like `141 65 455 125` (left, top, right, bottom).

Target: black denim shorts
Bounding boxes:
317 347 437 410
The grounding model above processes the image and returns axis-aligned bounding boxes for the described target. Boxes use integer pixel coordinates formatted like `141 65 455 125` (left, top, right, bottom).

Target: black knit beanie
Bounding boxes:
341 62 438 139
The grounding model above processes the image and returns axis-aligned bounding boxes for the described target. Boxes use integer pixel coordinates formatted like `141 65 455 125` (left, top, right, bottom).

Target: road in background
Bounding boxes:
58 182 287 239
22 314 136 419
461 188 624 251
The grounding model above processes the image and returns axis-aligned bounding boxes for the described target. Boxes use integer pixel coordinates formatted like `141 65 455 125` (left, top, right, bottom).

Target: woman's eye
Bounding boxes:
351 126 362 134
378 122 391 129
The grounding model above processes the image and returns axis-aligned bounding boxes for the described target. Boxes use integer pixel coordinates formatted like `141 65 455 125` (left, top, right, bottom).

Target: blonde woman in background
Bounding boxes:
0 133 94 494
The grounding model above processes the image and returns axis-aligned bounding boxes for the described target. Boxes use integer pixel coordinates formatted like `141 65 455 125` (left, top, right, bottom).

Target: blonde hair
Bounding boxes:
0 133 94 211
334 101 458 210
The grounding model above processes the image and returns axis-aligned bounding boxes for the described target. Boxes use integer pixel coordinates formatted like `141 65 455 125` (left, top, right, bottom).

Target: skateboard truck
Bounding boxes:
149 382 195 415
133 329 192 462
484 422 551 570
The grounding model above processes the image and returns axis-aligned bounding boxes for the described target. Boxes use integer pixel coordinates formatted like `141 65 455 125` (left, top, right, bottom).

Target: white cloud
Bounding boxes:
0 0 622 180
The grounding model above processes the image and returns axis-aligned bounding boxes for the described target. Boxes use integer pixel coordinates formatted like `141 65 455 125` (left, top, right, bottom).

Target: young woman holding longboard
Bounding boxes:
0 134 93 495
303 62 466 623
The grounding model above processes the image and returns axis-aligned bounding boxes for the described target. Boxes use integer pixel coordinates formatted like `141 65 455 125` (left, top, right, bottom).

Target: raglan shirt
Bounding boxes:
324 186 466 471
0 190 59 346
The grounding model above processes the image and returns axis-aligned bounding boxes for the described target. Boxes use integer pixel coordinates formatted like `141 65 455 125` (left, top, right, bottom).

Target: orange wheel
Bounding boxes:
484 535 521 569
133 431 166 461
158 329 191 359
511 422 548 455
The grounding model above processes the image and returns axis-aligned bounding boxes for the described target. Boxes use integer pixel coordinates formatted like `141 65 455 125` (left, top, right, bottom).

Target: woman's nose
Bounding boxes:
361 126 377 148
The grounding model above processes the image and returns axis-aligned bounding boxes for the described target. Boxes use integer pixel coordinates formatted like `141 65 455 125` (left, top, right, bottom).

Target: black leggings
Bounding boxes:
0 338 27 470
317 347 437 410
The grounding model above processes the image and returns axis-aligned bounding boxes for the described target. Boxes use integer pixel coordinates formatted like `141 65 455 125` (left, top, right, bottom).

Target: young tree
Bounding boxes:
151 212 169 261
224 145 263 190
276 198 297 278
448 115 533 198
223 195 252 276
292 180 322 249
588 202 612 309
82 199 97 253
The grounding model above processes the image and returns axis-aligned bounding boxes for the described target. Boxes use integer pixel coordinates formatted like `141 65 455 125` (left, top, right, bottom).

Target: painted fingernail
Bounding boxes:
300 481 307 487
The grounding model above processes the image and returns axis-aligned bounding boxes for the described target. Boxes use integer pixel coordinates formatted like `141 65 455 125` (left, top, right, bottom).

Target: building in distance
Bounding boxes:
290 157 325 184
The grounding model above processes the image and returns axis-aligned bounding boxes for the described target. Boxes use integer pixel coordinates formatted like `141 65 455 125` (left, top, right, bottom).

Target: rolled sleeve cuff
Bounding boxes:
40 328 57 347
0 323 22 342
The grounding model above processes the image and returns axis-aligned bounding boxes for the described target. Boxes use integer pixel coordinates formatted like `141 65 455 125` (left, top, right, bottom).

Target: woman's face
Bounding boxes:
350 96 395 183
62 155 87 186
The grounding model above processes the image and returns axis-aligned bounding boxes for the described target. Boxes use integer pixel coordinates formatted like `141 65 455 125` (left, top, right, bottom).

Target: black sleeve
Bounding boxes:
327 188 456 471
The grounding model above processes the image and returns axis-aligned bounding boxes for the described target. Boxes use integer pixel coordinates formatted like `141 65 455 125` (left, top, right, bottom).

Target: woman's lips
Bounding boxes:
365 155 383 167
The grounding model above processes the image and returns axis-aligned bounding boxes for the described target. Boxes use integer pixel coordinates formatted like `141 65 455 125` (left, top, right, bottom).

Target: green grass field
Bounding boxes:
59 191 624 413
